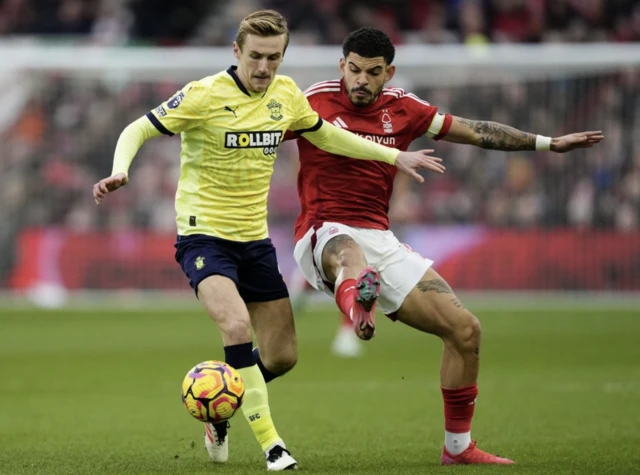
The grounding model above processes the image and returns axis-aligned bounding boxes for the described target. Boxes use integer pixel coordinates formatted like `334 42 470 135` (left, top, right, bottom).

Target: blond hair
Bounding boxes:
235 10 289 53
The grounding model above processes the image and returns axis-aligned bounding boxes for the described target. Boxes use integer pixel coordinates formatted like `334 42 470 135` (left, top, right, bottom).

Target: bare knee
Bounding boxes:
198 276 252 345
449 311 482 354
218 318 252 345
262 346 298 375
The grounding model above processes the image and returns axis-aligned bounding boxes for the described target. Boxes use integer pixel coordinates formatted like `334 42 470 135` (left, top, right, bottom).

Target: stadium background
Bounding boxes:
1 2 639 475
1 0 640 303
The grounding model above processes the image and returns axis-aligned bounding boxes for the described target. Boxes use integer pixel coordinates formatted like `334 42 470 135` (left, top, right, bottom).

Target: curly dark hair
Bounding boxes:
342 27 395 65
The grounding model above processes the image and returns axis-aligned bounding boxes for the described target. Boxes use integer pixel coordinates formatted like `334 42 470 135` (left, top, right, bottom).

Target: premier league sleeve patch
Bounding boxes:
167 91 185 109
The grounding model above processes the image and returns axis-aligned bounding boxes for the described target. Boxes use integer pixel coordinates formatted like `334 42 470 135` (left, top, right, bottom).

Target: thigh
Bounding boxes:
175 234 250 345
247 297 297 362
309 222 360 284
237 238 289 303
198 275 252 346
396 267 469 338
293 224 355 298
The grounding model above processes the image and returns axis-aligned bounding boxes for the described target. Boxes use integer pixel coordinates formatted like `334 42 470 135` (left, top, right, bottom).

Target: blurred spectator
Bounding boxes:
489 0 542 43
2 67 637 236
2 0 640 45
0 0 639 283
458 0 490 45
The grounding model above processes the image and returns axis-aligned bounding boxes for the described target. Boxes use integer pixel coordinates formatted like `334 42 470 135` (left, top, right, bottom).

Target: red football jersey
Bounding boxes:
293 79 452 241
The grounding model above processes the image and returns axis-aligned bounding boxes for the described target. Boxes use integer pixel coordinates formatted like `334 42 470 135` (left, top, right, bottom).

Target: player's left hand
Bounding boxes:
93 173 129 204
395 149 445 183
551 131 604 153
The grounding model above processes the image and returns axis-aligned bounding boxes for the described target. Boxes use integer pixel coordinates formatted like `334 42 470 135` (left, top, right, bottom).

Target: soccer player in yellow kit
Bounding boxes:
92 10 444 471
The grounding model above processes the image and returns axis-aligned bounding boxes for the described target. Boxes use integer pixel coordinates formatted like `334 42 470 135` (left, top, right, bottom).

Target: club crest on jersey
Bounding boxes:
225 131 283 155
382 109 393 133
267 99 283 121
167 91 185 109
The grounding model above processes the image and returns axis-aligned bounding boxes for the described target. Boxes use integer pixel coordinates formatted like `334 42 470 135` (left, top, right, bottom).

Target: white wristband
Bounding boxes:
535 135 552 151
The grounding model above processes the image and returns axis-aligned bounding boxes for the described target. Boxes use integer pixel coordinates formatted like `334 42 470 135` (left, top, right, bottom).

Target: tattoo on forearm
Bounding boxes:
417 279 453 294
324 234 355 257
450 297 465 309
457 118 536 151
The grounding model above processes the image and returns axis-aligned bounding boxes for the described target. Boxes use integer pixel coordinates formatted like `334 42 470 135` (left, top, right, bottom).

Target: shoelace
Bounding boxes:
213 421 230 446
267 445 290 463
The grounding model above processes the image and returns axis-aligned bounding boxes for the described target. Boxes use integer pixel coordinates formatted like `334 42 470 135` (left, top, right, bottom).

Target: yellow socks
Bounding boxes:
237 364 281 451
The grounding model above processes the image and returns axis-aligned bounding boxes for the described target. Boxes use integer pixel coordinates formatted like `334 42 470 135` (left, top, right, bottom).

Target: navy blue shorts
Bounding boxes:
174 234 289 303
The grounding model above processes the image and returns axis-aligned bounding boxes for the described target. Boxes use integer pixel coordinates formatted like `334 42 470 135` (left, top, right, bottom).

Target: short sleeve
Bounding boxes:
146 82 208 136
289 85 322 134
405 93 453 141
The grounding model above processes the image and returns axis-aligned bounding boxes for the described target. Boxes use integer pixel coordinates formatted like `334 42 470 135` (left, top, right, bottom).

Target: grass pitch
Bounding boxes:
1 303 639 474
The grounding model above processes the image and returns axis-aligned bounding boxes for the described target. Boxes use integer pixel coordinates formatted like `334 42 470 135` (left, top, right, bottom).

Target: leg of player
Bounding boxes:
331 310 363 358
396 268 514 465
248 298 297 383
197 276 296 470
321 234 380 340
245 298 298 470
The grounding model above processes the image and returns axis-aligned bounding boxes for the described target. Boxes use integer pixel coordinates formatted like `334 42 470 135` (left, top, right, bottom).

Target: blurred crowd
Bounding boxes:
1 0 640 45
1 0 640 284
2 69 638 238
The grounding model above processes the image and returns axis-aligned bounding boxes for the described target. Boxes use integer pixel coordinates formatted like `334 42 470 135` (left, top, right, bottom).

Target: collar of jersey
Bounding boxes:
226 66 269 98
339 78 383 112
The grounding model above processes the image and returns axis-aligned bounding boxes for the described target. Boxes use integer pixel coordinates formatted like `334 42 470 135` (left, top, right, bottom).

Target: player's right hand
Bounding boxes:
395 149 445 183
93 173 129 204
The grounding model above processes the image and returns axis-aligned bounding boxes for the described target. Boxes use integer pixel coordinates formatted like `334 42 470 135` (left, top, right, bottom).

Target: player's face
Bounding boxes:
340 53 395 107
233 34 286 93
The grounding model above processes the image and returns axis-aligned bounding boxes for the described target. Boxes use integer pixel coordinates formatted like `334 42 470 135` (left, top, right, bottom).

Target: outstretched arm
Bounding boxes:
301 120 445 183
443 116 604 153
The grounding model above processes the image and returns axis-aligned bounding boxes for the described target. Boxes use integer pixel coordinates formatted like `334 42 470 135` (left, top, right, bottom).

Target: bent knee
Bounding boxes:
263 348 298 376
220 319 252 343
268 355 297 376
450 311 481 351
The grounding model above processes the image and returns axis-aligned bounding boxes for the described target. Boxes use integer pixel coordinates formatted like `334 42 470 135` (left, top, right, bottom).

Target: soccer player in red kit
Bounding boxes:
290 27 604 464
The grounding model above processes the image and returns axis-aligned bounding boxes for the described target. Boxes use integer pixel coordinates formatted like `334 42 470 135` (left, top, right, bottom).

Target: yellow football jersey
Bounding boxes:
147 66 321 241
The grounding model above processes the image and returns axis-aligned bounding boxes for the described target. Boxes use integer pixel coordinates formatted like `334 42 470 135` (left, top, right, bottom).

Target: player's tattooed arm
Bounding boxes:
445 117 536 151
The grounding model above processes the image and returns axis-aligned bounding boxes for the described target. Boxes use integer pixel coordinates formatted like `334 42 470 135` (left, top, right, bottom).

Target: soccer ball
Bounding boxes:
181 360 245 423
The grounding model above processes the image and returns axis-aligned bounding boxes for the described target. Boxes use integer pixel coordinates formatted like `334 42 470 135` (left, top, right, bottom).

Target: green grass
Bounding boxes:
1 304 639 474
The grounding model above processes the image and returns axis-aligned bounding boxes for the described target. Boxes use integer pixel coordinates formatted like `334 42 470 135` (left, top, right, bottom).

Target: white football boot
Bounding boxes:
331 324 363 358
204 422 229 463
265 441 298 471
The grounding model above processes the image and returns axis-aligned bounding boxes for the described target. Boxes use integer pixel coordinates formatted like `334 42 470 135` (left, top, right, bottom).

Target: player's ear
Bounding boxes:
232 41 241 60
339 57 346 77
384 65 396 84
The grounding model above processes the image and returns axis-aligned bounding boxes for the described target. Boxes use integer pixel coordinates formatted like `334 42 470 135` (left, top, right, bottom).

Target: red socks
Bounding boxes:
441 384 478 433
335 279 357 321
